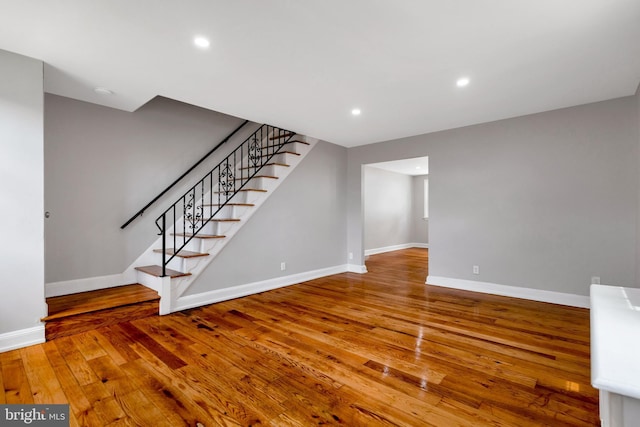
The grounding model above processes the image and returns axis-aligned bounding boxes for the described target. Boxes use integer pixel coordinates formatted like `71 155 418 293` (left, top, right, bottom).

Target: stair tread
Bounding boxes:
43 284 159 321
234 175 278 180
172 233 226 239
256 151 300 157
193 218 240 222
239 163 289 170
153 249 209 258
214 188 267 193
202 203 255 207
269 132 295 140
135 265 191 278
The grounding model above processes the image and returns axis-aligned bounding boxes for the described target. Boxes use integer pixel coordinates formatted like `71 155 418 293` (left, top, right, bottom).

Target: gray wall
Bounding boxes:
411 175 429 245
363 166 413 250
348 97 638 296
44 95 252 283
187 140 347 295
0 50 45 334
636 83 640 287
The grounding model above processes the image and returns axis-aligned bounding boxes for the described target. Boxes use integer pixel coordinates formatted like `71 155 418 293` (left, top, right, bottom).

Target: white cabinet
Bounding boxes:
591 285 640 427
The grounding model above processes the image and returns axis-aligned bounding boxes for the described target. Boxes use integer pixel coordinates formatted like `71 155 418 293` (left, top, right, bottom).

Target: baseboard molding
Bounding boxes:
346 264 368 274
173 264 350 312
45 273 125 297
365 243 428 256
0 325 45 353
426 276 590 308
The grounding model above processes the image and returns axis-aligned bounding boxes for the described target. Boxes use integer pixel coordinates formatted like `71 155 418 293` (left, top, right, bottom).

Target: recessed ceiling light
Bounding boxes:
351 108 361 116
94 87 113 95
456 77 470 87
416 166 422 170
194 36 210 49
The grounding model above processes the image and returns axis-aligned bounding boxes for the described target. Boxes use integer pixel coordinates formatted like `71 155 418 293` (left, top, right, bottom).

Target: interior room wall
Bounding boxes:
636 83 640 287
363 166 413 251
347 96 638 296
0 50 45 338
186 140 347 295
44 94 253 283
411 175 429 245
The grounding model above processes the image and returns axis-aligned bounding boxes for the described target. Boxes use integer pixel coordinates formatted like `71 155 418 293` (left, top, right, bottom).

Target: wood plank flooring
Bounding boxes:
1 248 599 426
44 284 160 321
43 284 160 340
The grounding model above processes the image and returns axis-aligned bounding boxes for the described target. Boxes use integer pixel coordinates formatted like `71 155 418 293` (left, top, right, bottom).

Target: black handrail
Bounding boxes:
156 124 295 276
120 120 249 229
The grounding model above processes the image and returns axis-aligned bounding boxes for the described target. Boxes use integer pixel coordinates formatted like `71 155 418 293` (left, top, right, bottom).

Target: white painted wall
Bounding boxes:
0 50 45 343
348 97 638 296
636 83 640 288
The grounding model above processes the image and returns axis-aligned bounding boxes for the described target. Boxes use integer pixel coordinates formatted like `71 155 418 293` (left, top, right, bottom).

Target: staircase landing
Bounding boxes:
43 284 159 340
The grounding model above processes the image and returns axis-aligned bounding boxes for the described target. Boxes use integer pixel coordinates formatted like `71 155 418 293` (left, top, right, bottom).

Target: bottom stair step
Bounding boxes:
42 284 160 340
135 265 191 278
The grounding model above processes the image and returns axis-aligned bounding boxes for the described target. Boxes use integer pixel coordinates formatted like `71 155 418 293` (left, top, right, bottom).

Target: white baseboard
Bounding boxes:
346 264 368 274
0 325 45 353
173 264 350 312
45 273 125 297
426 276 590 308
365 243 428 256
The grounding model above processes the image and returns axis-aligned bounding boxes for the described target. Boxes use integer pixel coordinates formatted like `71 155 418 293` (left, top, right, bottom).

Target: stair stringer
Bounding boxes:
122 136 317 314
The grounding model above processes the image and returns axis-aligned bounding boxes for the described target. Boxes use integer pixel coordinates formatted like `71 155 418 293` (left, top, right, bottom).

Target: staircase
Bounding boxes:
41 124 315 339
123 125 315 314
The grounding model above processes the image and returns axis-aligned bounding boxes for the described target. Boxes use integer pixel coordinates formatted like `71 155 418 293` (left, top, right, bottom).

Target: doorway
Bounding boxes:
362 156 429 274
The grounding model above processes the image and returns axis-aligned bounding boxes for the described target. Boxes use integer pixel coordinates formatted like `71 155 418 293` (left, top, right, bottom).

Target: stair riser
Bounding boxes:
161 231 230 257
228 190 263 205
172 220 236 236
272 152 299 163
261 141 305 154
256 164 288 177
205 205 234 218
166 254 209 273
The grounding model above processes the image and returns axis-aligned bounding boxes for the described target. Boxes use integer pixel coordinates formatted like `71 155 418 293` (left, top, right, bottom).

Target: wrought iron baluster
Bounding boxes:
208 171 213 220
161 215 166 277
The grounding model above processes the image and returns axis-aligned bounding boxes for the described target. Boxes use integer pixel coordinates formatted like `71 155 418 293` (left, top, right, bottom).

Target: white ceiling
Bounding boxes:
1 1 639 147
367 157 429 176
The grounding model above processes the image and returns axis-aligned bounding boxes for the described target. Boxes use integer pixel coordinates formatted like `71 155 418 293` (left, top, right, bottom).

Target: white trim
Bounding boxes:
173 264 349 312
0 325 45 353
346 264 368 274
365 243 428 256
45 273 125 297
426 276 590 308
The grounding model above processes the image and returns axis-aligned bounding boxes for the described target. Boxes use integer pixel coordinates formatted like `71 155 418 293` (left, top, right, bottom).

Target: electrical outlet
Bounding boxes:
349 252 353 260
473 265 480 275
591 276 600 285
281 262 286 271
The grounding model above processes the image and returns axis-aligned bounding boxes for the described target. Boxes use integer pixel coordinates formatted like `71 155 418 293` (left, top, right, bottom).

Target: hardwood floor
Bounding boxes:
43 284 160 340
1 248 599 426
